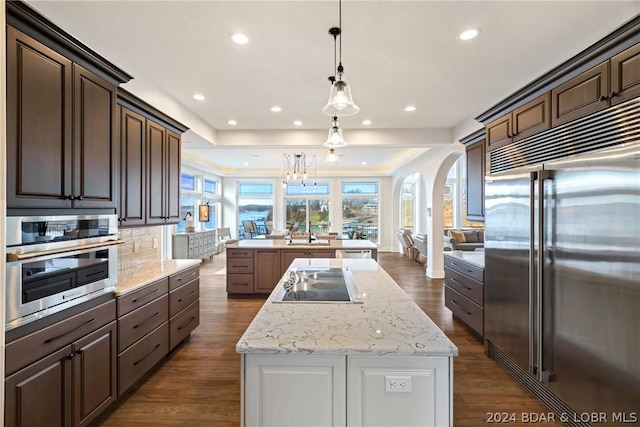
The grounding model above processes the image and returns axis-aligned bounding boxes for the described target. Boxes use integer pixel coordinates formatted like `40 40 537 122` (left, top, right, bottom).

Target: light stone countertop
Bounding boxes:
445 250 485 269
236 258 458 357
116 259 201 296
227 239 377 250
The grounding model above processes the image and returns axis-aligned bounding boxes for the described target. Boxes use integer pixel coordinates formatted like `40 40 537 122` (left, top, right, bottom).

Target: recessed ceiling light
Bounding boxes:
231 33 249 44
361 161 367 165
243 161 249 166
459 28 479 41
227 120 238 125
362 119 372 125
193 93 205 101
293 120 303 126
270 106 282 112
404 106 417 112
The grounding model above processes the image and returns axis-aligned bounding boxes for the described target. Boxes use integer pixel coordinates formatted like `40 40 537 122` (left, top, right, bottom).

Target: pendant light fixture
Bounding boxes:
325 147 339 163
321 0 359 117
282 153 317 192
324 116 347 148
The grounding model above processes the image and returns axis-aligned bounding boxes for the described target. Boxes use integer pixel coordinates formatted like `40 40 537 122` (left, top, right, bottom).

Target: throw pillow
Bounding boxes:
449 230 466 243
464 231 478 243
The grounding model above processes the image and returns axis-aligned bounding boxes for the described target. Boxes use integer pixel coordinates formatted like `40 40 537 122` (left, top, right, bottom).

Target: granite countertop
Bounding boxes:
116 259 201 296
227 239 377 250
236 258 458 357
445 250 484 268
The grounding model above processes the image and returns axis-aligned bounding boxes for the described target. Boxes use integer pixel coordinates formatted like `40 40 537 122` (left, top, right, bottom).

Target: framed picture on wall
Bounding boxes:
198 204 210 222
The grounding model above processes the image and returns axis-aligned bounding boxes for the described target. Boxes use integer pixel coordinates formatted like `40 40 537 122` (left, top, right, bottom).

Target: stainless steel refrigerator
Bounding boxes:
484 101 640 426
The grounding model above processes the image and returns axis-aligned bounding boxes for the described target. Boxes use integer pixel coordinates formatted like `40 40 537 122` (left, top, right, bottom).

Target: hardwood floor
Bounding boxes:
91 252 561 427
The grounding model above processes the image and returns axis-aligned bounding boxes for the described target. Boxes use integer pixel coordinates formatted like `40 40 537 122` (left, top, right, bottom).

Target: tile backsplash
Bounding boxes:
118 226 164 269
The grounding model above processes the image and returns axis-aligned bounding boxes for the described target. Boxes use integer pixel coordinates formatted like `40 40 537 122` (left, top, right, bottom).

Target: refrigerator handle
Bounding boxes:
538 170 554 383
529 172 538 375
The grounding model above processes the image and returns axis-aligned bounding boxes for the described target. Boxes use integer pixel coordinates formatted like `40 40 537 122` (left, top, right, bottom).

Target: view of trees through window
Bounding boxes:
444 156 483 230
342 182 379 242
401 176 417 232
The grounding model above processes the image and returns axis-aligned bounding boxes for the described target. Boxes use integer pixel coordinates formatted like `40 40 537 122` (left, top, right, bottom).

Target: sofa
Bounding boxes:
444 229 484 251
397 229 419 262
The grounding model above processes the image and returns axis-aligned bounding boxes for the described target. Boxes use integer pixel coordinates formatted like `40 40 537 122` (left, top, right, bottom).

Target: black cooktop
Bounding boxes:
277 268 353 302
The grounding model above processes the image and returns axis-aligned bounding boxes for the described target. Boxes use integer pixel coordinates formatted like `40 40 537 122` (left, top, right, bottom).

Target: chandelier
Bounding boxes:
282 153 317 191
321 0 359 117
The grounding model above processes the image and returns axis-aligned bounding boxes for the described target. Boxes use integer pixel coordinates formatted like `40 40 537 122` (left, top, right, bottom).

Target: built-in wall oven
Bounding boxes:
6 214 123 330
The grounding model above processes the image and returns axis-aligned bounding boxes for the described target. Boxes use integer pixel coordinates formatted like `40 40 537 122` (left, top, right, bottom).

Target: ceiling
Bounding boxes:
26 0 640 176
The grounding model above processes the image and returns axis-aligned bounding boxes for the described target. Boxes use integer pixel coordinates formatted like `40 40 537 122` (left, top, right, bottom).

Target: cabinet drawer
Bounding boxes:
227 258 254 274
169 300 200 351
227 248 253 258
444 256 484 282
118 294 169 352
168 265 199 291
445 267 484 306
118 322 169 396
169 278 199 317
117 278 168 316
227 274 254 293
5 299 116 376
445 287 484 337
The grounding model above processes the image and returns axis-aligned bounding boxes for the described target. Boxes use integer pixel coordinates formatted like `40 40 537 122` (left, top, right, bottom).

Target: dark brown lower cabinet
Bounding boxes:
5 321 117 427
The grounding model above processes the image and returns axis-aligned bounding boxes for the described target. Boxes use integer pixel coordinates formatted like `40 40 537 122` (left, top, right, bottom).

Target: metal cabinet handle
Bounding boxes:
177 316 196 330
132 288 160 304
178 291 196 302
44 318 97 343
609 91 618 98
178 271 197 281
599 95 608 101
133 311 161 329
133 344 161 365
449 299 472 315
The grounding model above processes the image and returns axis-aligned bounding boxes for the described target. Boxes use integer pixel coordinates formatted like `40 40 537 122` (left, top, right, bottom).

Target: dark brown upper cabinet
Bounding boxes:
146 122 181 225
610 43 640 106
118 106 147 226
486 93 551 152
117 89 187 228
461 130 486 222
6 16 129 214
551 61 609 127
465 140 485 221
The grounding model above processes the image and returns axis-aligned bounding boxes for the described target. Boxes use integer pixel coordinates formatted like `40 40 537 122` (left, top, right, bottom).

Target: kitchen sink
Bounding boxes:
287 241 332 246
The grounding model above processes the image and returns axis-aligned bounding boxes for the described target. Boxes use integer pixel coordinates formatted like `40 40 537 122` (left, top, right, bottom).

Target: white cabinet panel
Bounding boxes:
348 356 451 427
244 354 346 427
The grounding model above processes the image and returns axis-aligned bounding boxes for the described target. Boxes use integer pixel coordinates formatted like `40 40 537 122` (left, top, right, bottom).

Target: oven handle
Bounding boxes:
6 239 126 262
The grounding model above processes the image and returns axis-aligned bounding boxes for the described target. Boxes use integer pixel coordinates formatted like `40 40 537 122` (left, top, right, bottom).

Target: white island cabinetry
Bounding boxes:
238 258 458 427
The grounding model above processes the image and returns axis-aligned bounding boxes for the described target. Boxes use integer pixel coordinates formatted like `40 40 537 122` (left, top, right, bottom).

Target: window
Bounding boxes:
177 171 221 233
460 154 484 229
401 179 416 232
341 181 379 243
285 182 330 233
238 182 273 239
444 157 483 230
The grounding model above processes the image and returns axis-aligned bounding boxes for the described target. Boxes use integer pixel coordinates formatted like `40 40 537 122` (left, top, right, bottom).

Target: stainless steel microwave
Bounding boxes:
5 214 123 330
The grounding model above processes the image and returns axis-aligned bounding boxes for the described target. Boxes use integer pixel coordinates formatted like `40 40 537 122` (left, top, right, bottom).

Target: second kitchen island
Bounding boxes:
237 258 458 427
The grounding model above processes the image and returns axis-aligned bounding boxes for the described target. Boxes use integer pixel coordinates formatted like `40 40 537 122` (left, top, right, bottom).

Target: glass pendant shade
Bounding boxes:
324 126 347 148
322 72 359 117
325 148 339 163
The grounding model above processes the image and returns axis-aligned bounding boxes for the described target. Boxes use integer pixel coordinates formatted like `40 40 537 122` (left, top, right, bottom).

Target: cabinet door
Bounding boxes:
5 346 73 427
165 130 182 224
73 322 117 427
119 107 146 226
485 114 511 152
347 356 451 427
512 93 551 141
308 249 334 258
254 250 281 293
281 250 306 275
244 354 346 427
72 64 117 209
146 121 167 224
551 61 609 127
610 43 640 106
6 26 73 209
466 139 485 221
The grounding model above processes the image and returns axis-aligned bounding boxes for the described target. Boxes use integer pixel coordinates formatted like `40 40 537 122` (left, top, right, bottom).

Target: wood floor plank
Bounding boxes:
90 252 561 426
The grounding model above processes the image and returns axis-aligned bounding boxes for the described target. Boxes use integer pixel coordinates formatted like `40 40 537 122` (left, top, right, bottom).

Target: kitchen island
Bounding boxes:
237 258 458 427
226 238 377 295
